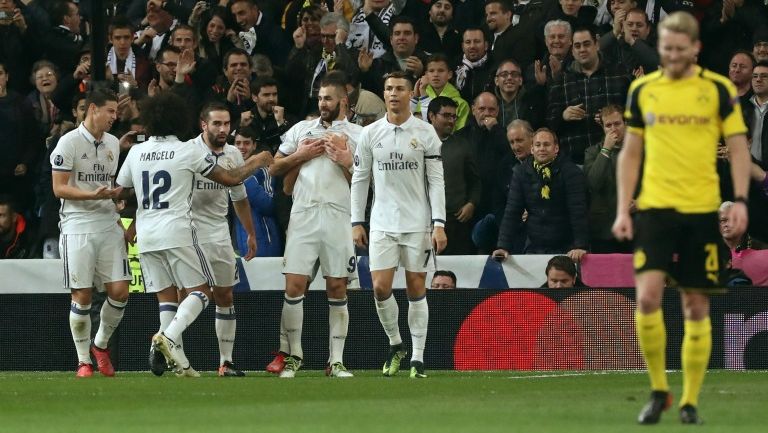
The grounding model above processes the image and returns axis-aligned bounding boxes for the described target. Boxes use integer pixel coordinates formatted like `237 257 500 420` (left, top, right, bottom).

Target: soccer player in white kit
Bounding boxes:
351 71 448 378
116 92 272 376
268 78 362 378
51 89 131 378
187 102 258 376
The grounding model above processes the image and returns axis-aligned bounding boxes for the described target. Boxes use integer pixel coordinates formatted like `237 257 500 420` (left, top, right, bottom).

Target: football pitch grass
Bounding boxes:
1 370 766 433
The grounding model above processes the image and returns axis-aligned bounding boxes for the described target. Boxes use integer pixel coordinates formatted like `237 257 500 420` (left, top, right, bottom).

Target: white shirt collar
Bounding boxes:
314 117 351 128
385 113 415 130
78 123 102 146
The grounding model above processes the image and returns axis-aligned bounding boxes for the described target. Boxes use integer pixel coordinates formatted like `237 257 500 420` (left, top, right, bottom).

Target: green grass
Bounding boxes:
0 370 766 433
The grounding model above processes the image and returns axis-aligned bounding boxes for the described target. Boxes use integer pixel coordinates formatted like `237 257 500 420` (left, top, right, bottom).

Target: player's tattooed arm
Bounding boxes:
207 151 273 186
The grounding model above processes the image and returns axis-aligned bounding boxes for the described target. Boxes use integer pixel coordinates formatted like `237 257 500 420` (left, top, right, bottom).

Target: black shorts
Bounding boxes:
633 209 725 291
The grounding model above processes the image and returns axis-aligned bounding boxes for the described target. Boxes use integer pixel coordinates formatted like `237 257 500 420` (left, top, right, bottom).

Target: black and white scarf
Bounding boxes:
107 47 136 78
455 54 487 90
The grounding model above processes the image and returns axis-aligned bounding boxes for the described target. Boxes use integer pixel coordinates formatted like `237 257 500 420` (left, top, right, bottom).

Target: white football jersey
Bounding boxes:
279 117 362 214
116 135 215 252
189 135 248 243
50 124 121 234
351 114 446 233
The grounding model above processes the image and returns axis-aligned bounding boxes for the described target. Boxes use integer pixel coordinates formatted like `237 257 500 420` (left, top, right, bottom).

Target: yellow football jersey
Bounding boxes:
624 66 747 213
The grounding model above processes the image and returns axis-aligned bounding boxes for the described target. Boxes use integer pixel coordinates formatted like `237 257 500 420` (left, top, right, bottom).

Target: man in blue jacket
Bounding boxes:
233 127 282 257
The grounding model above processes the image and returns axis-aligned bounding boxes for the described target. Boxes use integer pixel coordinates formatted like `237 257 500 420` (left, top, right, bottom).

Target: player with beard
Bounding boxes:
147 102 262 377
189 103 258 376
267 78 363 378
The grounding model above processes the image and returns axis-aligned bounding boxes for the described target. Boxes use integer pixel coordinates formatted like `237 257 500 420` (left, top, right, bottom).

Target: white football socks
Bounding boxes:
164 291 208 343
375 293 402 346
408 296 429 363
215 305 236 365
93 297 127 350
69 302 92 364
282 294 305 359
328 298 349 365
158 302 178 332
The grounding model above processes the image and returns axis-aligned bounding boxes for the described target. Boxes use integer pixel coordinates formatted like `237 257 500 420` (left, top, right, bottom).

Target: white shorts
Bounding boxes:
283 206 358 281
198 239 239 288
139 245 214 293
60 225 130 290
368 231 435 273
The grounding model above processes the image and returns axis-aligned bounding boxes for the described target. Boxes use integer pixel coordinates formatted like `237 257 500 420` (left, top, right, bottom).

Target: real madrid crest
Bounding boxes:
107 151 114 162
410 138 418 150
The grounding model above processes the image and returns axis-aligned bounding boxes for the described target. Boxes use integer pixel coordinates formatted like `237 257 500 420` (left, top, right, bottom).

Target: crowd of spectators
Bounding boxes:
1 0 768 277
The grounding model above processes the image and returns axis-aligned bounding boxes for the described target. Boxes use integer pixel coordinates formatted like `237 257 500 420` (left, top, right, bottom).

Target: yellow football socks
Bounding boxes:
636 309 669 392
680 317 712 408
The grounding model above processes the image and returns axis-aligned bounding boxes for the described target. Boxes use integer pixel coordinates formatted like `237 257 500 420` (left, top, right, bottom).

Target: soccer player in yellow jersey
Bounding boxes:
613 12 751 425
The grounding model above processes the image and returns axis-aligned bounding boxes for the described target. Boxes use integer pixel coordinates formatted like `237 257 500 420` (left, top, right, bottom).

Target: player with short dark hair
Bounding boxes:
50 89 130 378
351 71 447 379
186 102 263 377
267 78 362 378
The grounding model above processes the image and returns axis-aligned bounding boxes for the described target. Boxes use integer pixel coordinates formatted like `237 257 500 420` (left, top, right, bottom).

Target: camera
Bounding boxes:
0 10 11 25
118 80 131 97
136 134 146 143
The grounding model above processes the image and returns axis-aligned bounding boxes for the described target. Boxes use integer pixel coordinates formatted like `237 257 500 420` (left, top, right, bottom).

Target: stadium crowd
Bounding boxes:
1 0 768 274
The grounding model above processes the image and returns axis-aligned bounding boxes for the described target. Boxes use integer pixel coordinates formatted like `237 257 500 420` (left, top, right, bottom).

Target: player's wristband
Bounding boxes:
734 196 749 205
352 222 365 227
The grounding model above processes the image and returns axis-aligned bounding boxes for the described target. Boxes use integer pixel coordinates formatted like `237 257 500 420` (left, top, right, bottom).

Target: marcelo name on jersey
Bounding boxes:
139 150 176 161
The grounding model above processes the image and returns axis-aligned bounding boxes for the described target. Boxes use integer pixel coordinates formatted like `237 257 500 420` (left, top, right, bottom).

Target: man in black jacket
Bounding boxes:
358 15 427 97
454 27 492 103
230 0 289 66
285 12 358 119
238 77 293 153
418 0 461 60
45 0 86 74
457 91 510 223
493 128 588 261
428 96 481 255
485 0 537 70
0 195 39 259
